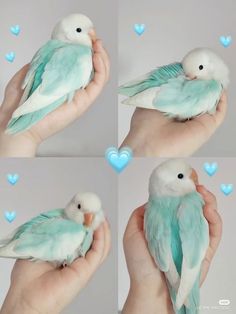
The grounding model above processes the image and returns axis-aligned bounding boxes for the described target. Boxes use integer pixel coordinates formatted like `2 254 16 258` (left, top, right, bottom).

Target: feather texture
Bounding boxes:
6 40 93 134
145 191 208 314
0 208 93 265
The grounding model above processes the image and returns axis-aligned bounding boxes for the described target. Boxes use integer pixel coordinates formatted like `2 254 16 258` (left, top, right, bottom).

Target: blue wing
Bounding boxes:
144 196 181 272
7 42 93 134
154 77 222 119
119 62 184 97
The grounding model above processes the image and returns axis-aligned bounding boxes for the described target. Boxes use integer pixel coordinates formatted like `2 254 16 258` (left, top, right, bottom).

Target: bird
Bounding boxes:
119 48 229 120
144 159 209 314
0 192 104 266
6 13 96 134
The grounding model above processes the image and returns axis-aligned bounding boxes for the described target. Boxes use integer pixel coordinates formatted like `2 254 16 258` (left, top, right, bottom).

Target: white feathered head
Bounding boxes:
182 48 229 88
149 159 198 197
52 14 96 47
65 192 104 231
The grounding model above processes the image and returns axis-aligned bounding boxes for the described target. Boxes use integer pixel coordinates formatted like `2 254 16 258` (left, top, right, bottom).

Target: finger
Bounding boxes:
197 185 222 253
1 64 29 113
100 220 111 264
197 185 217 210
84 224 106 271
93 40 110 82
123 205 146 242
84 53 106 102
214 91 227 127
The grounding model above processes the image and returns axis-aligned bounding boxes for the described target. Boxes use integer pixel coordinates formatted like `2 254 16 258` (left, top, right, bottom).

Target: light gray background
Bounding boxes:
0 158 117 314
119 0 236 156
0 0 118 157
119 158 235 313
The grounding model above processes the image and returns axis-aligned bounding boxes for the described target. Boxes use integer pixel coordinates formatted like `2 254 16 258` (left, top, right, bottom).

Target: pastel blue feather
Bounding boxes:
154 76 222 119
0 208 93 264
145 191 207 314
119 63 184 97
7 40 93 134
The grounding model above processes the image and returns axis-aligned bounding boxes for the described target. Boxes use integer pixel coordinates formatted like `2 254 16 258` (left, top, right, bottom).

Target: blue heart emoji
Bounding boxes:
5 52 15 63
220 184 233 196
105 147 133 173
220 36 232 48
134 24 146 36
7 174 19 185
4 211 16 223
10 25 21 36
204 162 218 176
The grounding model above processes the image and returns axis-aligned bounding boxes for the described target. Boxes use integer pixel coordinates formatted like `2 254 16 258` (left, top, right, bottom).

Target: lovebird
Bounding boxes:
6 14 96 134
144 159 209 314
0 192 104 266
119 48 229 120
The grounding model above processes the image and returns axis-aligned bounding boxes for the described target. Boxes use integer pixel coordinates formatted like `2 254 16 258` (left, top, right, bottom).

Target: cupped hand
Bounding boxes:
0 221 111 314
123 187 222 305
121 93 227 157
0 39 110 157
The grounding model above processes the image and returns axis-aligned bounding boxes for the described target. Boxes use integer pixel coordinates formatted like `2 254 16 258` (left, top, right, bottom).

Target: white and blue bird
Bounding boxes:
6 14 96 134
0 192 104 266
119 48 229 120
144 159 209 314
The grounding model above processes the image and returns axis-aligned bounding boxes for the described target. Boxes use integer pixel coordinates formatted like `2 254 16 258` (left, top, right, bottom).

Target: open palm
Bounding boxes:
1 221 111 314
122 93 227 156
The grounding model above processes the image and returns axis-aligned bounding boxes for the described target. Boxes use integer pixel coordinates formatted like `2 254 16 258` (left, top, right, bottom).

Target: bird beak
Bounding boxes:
88 28 97 43
84 213 94 227
190 168 199 185
186 74 197 80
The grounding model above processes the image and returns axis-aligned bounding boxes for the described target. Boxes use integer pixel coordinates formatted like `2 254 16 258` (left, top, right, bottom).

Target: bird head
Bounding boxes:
182 48 229 88
51 14 96 47
65 192 104 230
149 159 199 197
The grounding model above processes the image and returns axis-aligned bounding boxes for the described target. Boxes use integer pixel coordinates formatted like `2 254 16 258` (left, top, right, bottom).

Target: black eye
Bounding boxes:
177 173 184 179
77 204 81 209
76 28 82 33
199 65 204 70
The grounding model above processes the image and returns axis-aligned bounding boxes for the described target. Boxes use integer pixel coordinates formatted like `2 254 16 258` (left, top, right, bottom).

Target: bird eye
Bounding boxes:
199 65 204 70
177 173 184 179
77 204 81 209
76 28 82 33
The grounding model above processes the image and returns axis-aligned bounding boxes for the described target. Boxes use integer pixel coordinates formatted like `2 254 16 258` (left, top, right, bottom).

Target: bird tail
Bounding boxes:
167 282 186 314
184 279 200 314
167 276 200 314
119 72 155 97
6 97 65 134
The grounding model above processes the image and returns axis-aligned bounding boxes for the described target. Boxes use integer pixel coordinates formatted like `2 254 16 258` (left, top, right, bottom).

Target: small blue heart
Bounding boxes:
5 52 15 63
220 184 233 196
105 147 133 173
7 174 19 185
134 24 146 36
204 162 218 176
220 36 232 48
10 25 21 36
4 211 16 223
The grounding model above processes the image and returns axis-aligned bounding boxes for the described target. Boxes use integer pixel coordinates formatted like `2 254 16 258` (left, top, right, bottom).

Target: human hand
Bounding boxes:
0 39 110 157
0 221 111 314
121 92 227 157
122 187 222 314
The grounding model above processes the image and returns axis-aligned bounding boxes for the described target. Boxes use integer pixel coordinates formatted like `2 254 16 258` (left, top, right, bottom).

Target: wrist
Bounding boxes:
121 128 162 157
0 132 39 157
122 280 174 314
